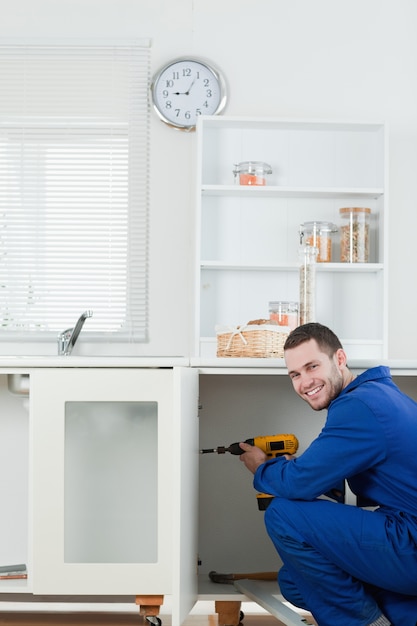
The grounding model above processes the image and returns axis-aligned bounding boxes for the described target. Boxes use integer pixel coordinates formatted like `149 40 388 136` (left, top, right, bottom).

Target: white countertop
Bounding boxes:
0 355 417 373
0 356 189 368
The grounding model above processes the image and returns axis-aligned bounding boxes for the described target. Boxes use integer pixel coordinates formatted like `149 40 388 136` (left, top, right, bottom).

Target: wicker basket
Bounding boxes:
216 324 289 358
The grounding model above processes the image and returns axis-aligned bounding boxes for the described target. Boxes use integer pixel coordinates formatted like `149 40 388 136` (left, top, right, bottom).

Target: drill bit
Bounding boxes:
199 446 228 454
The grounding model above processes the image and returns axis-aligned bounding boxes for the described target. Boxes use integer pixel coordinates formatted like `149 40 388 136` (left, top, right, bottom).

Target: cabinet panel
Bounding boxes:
30 367 197 599
0 374 30 591
195 117 388 362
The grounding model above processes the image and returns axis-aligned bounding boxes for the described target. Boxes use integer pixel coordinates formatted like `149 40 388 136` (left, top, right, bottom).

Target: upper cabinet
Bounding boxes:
194 116 388 363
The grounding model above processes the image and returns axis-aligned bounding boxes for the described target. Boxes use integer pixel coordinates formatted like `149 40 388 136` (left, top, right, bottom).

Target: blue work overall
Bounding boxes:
251 368 417 626
264 497 417 626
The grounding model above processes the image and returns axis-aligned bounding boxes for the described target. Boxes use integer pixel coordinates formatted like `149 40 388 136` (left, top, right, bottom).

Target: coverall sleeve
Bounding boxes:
253 395 388 501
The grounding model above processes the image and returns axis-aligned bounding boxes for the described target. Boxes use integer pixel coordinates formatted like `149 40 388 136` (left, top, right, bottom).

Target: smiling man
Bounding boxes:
239 323 417 626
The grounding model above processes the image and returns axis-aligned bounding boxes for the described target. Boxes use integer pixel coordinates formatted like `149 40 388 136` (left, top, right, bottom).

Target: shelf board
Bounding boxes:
201 185 384 199
200 261 383 272
197 115 385 132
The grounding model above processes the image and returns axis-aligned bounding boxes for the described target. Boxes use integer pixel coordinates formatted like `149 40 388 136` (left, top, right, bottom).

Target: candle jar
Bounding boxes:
339 207 371 263
233 161 272 186
299 221 338 263
269 301 299 331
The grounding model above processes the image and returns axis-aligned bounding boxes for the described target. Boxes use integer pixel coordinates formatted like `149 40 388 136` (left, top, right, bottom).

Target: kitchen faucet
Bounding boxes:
58 310 93 356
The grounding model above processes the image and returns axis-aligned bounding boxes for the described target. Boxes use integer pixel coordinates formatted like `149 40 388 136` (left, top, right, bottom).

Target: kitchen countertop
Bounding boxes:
0 356 416 373
0 356 190 368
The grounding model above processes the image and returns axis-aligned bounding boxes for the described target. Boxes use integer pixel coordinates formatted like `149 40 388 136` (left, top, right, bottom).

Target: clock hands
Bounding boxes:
173 78 197 96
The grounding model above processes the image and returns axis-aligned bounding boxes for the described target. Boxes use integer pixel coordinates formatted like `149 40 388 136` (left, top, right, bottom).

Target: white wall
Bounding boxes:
1 0 416 358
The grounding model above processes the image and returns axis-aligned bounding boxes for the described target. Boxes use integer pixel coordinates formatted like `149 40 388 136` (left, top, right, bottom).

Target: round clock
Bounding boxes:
151 57 227 131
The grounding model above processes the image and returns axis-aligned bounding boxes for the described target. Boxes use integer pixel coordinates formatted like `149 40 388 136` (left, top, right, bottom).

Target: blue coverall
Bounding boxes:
253 367 417 626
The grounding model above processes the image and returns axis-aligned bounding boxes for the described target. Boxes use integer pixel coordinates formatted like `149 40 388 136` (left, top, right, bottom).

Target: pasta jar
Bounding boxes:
233 161 272 186
299 221 338 263
339 207 371 263
269 301 299 331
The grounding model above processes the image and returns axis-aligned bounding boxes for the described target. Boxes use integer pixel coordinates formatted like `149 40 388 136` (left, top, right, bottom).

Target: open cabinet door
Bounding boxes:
171 367 200 625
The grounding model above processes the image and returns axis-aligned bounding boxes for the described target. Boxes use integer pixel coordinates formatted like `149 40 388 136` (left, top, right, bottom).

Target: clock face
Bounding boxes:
151 58 226 131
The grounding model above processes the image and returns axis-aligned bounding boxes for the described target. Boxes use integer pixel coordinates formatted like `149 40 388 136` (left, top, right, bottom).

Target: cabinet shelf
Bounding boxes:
202 185 384 199
201 261 384 272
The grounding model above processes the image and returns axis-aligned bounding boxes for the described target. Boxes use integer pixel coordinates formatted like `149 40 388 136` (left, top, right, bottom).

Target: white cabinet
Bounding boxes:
1 363 417 626
194 117 388 362
29 367 199 625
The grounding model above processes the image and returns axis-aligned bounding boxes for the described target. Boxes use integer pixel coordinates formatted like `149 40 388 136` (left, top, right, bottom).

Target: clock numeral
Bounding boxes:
172 71 180 80
162 89 169 98
203 79 209 87
165 100 172 109
182 68 192 77
206 89 213 98
165 79 174 88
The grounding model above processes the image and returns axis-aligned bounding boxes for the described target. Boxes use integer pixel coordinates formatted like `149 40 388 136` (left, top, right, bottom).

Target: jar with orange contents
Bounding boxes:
233 161 272 186
299 221 338 263
268 301 299 331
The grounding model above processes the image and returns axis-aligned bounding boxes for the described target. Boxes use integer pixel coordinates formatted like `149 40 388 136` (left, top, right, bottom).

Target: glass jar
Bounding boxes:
269 301 299 331
299 244 318 325
339 207 371 263
233 161 272 186
299 221 338 263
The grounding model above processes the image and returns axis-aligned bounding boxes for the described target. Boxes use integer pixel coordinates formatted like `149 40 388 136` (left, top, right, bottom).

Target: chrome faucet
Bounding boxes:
58 310 93 356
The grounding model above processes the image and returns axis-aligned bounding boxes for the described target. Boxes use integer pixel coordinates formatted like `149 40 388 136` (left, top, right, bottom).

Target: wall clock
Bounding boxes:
151 57 227 131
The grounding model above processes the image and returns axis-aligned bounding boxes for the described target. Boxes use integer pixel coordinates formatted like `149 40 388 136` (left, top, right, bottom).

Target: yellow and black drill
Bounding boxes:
200 433 299 510
200 433 298 457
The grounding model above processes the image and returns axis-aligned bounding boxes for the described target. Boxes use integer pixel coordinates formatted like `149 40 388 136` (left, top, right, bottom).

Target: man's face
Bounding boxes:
285 338 345 411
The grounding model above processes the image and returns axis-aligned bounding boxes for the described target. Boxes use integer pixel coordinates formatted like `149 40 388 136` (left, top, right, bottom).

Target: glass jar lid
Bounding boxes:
269 301 298 311
300 220 338 234
233 161 272 175
339 207 371 215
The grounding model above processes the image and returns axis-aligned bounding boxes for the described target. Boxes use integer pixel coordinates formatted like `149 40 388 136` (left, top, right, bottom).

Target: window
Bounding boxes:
0 42 151 343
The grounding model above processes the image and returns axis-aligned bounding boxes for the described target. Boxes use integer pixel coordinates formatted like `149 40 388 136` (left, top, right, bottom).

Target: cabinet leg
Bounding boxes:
135 594 164 619
215 600 242 626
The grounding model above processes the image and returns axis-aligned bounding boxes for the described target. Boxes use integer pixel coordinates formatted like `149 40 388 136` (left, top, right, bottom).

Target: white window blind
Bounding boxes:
0 42 151 342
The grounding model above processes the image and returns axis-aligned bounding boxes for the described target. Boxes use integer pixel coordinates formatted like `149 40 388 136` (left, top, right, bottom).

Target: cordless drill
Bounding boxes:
200 433 299 510
200 433 299 457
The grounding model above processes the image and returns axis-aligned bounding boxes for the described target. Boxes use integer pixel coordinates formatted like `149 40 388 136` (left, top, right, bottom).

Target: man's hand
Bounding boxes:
239 442 268 474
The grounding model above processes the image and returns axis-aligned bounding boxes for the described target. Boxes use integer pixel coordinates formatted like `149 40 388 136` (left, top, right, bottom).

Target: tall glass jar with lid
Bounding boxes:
339 207 371 263
299 243 318 325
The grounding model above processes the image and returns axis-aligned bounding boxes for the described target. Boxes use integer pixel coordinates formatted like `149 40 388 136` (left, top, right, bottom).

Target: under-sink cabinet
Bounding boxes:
2 367 199 625
1 365 416 626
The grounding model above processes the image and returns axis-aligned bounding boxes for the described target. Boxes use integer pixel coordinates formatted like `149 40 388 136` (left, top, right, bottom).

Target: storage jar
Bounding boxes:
233 161 272 186
269 301 299 331
299 244 317 326
339 207 371 263
299 221 338 263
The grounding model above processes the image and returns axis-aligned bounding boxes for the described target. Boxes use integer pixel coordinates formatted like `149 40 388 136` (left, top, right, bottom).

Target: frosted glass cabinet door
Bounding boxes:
30 367 199 604
64 400 158 565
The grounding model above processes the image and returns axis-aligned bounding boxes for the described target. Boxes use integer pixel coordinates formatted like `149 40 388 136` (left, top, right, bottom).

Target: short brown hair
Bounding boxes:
284 323 343 358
